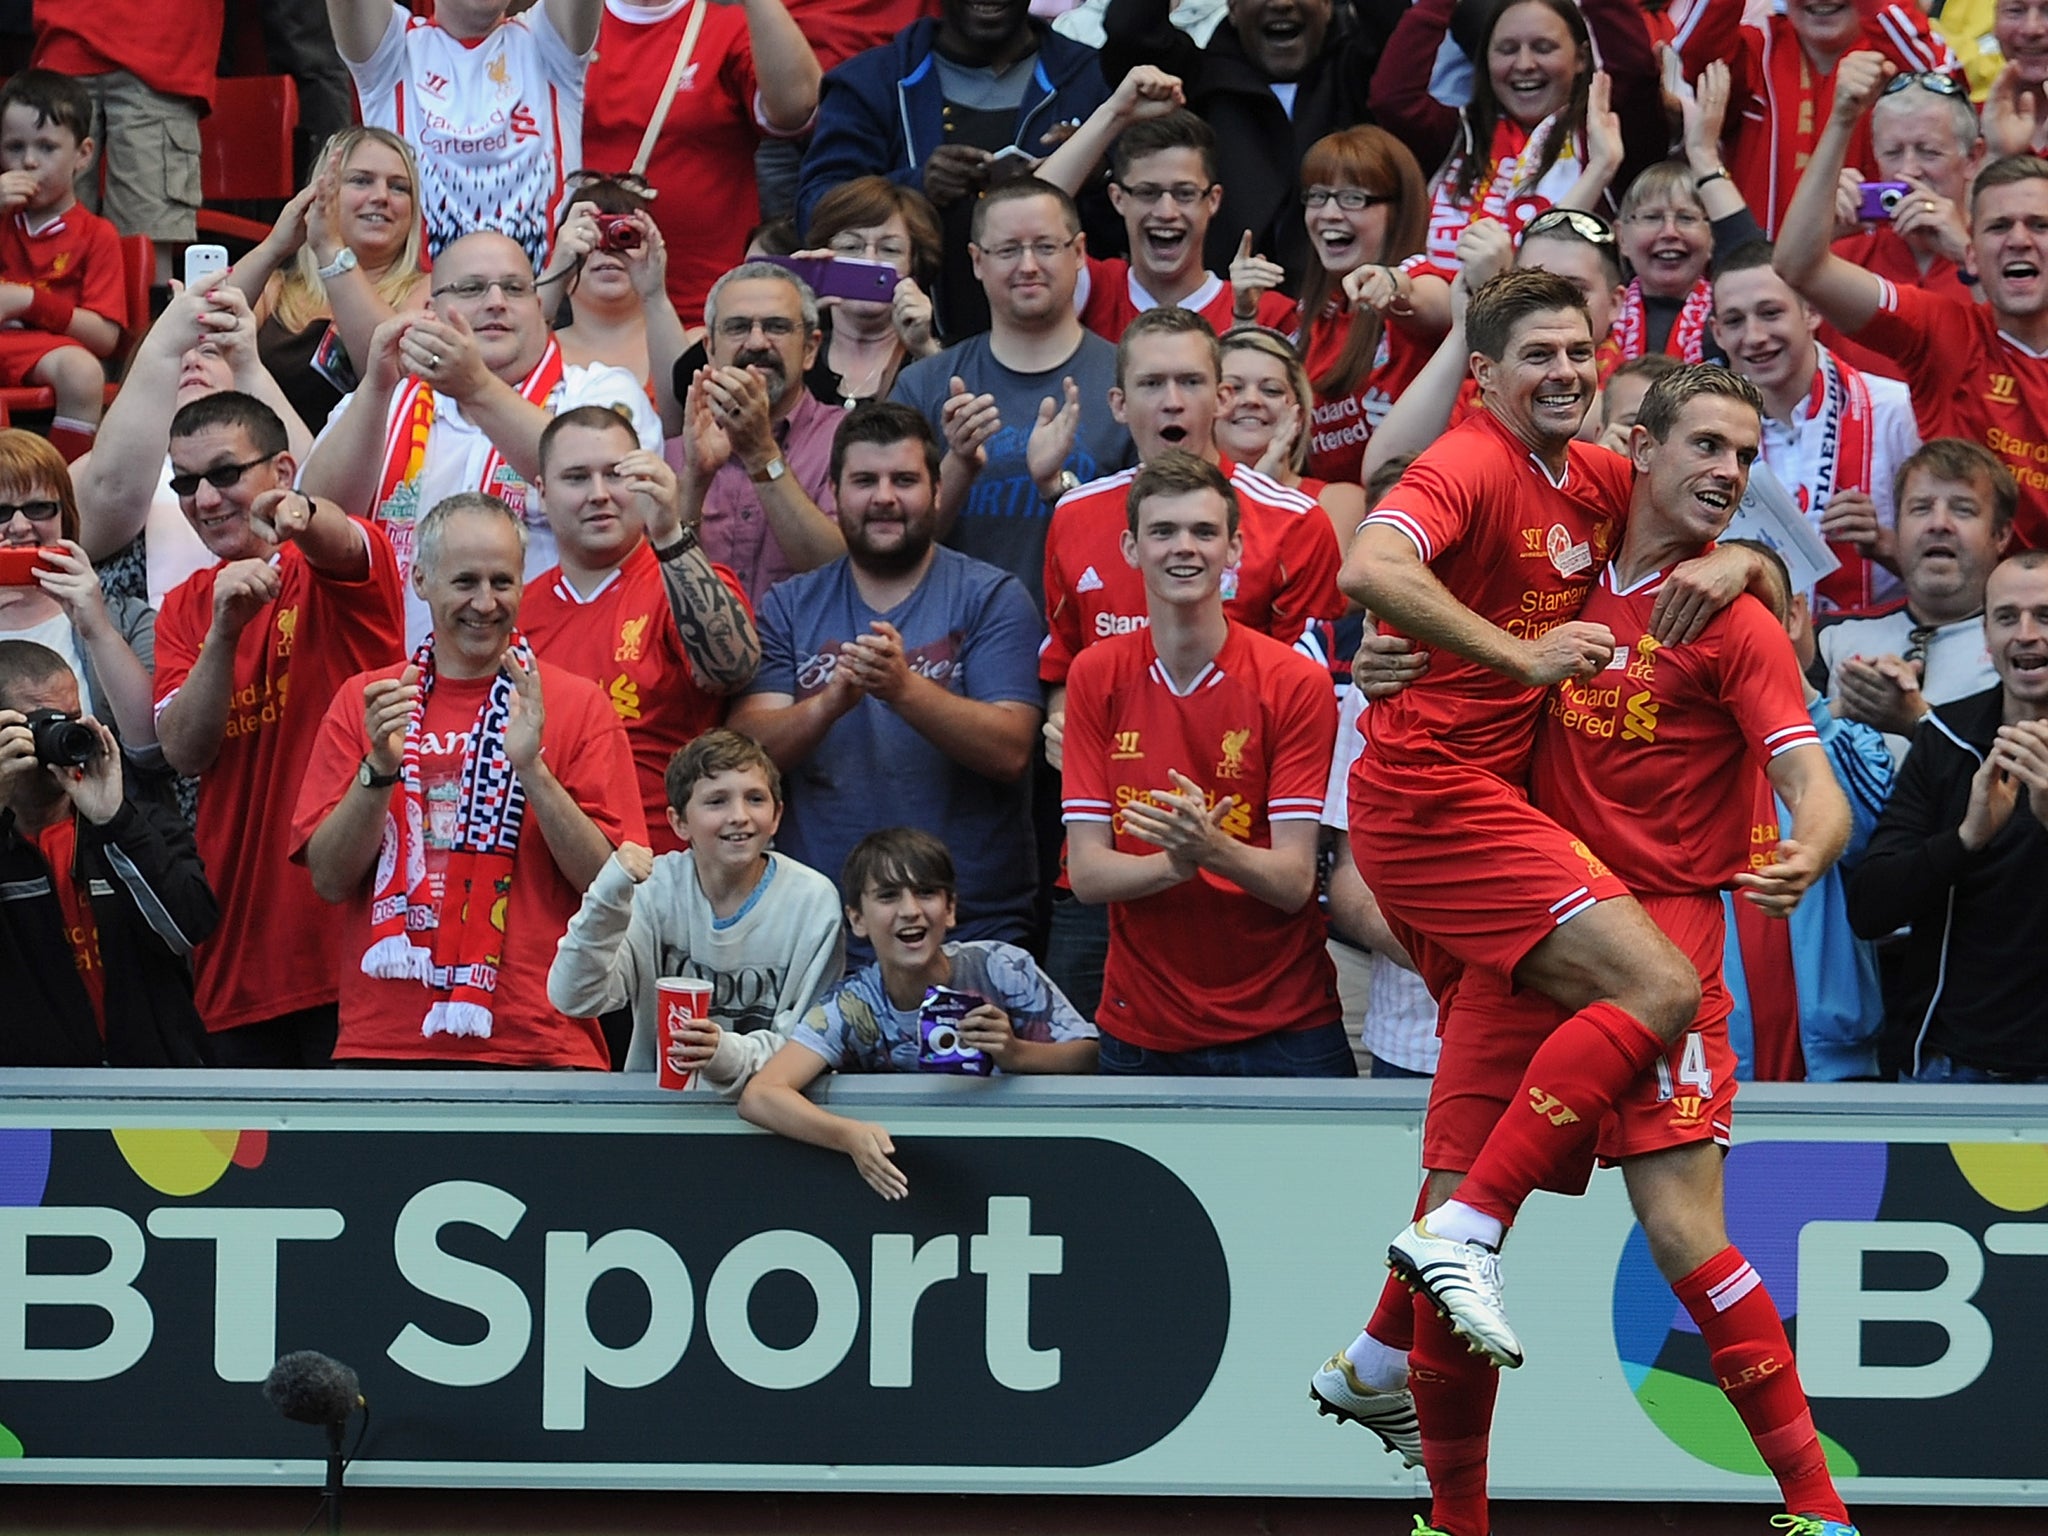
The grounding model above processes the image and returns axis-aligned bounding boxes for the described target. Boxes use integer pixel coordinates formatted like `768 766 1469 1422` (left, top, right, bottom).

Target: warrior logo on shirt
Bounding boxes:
1111 731 1143 760
616 614 650 662
1215 728 1250 779
1988 373 2019 405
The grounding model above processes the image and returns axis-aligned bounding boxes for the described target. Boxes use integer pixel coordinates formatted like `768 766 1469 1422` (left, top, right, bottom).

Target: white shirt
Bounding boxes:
1322 685 1438 1074
313 358 664 646
1760 346 1919 611
349 6 590 267
1818 606 1998 764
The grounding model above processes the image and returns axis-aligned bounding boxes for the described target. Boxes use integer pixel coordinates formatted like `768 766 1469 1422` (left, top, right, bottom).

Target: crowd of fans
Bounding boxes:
3 0 2047 1153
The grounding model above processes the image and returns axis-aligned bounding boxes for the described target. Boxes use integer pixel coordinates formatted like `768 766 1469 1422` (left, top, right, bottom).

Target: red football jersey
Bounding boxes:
1299 302 1431 487
153 524 407 1032
1528 566 1820 895
1358 411 1634 782
1040 455 1343 683
289 658 647 1068
1076 255 1296 344
521 539 751 854
1853 277 2048 550
0 208 126 330
1061 622 1339 1049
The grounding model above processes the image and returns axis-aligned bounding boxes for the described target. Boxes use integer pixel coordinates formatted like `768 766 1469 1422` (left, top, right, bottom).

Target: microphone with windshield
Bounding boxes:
263 1352 366 1534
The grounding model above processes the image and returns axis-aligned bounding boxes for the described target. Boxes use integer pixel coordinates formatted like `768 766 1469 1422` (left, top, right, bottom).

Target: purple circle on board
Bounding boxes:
0 1128 52 1206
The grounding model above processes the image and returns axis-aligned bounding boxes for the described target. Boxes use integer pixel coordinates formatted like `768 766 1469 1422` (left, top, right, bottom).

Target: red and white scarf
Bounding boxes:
1425 114 1582 266
361 635 534 1040
372 338 566 579
1796 348 1878 615
1613 278 1714 363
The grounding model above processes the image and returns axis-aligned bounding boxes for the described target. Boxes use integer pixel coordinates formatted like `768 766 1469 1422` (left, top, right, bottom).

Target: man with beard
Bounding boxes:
677 261 846 604
728 403 1044 953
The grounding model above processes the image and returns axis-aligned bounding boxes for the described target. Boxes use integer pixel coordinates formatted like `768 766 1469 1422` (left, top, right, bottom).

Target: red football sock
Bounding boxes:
1368 1182 1434 1350
46 419 95 462
1674 1246 1849 1523
1367 1270 1416 1352
1456 1000 1665 1224
1410 1289 1498 1536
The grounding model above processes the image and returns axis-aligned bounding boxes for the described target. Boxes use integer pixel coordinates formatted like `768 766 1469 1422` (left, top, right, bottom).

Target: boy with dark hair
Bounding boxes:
738 826 1098 1199
1038 81 1298 339
0 69 127 463
549 726 844 1090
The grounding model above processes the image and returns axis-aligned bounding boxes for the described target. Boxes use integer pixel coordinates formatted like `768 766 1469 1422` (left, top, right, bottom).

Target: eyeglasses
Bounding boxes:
1883 70 1968 99
0 499 61 524
1302 186 1394 210
565 168 657 200
1114 181 1213 207
827 233 913 265
432 276 539 301
1903 622 1940 668
976 234 1082 265
1522 207 1619 247
168 455 277 498
714 314 801 341
1623 208 1707 231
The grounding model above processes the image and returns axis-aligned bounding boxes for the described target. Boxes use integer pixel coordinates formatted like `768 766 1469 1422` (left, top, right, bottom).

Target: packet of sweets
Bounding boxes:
917 985 993 1075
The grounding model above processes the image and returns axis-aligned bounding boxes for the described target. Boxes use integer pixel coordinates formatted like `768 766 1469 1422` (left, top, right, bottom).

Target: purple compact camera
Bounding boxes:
1855 181 1913 222
917 986 993 1076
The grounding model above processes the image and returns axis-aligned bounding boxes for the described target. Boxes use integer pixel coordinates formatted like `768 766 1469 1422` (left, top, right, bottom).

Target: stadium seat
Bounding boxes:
198 74 301 248
0 232 154 428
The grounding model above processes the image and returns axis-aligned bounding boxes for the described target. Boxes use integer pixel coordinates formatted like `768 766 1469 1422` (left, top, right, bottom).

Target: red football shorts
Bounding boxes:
0 328 86 388
1347 752 1631 1004
1422 891 1739 1180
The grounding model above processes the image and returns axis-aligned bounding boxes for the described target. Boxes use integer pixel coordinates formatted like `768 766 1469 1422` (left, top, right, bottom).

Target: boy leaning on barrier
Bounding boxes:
738 827 1098 1200
547 728 844 1092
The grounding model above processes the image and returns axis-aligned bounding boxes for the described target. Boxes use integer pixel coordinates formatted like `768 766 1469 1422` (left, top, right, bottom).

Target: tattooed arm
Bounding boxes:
659 538 762 694
614 448 761 694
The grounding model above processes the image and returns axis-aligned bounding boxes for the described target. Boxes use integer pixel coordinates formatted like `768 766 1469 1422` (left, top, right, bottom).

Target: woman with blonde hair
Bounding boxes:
231 126 430 431
1215 327 1367 556
0 430 158 758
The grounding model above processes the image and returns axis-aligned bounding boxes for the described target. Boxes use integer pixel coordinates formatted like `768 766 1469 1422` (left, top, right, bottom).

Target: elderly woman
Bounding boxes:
230 126 430 433
0 430 158 758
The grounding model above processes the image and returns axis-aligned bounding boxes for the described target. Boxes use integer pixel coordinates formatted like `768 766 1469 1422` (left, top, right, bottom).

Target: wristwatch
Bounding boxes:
1046 469 1081 501
317 247 359 282
749 455 788 485
357 756 402 790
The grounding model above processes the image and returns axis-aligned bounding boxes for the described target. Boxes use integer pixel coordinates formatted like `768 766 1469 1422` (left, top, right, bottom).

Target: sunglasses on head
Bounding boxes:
1882 70 1967 99
1521 207 1618 247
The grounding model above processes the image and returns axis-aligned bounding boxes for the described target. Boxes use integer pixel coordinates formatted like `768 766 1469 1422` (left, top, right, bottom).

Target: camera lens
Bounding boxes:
1880 186 1906 214
25 708 97 768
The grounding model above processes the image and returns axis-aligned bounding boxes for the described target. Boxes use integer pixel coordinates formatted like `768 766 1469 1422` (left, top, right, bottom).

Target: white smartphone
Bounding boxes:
184 243 229 290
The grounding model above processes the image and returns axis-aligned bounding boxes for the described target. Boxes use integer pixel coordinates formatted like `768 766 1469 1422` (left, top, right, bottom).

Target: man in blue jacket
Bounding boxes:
796 0 1109 340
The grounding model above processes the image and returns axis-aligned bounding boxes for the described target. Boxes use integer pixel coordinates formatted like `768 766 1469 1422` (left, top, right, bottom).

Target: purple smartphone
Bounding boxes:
761 253 900 303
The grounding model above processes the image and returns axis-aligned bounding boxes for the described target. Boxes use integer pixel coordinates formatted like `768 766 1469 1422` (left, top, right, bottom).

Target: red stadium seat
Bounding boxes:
0 233 155 428
198 75 302 248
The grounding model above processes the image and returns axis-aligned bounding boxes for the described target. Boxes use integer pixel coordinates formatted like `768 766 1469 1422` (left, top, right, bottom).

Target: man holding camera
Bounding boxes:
1 639 217 1067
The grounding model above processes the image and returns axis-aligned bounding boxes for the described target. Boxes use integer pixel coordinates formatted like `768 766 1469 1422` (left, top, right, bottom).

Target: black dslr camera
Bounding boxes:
23 708 98 768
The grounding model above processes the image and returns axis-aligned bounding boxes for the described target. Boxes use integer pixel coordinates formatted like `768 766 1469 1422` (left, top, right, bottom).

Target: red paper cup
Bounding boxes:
655 977 713 1090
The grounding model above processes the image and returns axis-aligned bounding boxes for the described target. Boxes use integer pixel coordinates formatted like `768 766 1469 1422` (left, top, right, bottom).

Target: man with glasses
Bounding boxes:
894 178 1132 608
328 0 603 268
1670 0 1957 234
676 261 845 603
1818 437 2010 760
1778 53 2048 551
1037 91 1298 339
153 390 406 1066
302 230 663 645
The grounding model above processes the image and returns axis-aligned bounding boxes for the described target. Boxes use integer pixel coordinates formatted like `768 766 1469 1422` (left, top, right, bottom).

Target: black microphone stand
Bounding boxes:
324 1419 345 1535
